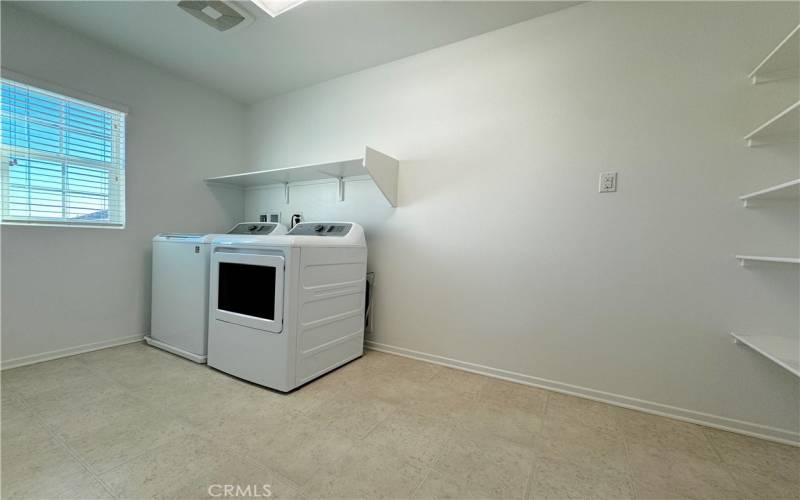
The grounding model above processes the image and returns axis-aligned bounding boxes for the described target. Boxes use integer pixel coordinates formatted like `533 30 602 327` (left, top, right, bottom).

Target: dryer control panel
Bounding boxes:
288 222 352 236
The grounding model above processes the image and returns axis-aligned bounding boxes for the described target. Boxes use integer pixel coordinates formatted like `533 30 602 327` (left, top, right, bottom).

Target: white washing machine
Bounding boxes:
207 222 367 391
147 222 287 363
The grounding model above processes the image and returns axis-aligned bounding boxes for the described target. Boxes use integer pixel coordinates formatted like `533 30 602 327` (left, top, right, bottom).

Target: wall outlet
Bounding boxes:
259 212 282 223
290 213 303 228
599 172 618 193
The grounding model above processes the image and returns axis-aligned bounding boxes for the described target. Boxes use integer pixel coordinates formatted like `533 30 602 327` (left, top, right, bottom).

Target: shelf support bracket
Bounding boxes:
337 177 345 202
284 183 290 204
738 257 746 267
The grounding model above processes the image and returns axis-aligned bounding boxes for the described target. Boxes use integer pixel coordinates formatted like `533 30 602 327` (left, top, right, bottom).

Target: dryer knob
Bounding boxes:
314 224 324 233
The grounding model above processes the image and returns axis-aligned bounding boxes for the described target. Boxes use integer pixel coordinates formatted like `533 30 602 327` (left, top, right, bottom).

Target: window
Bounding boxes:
0 78 126 227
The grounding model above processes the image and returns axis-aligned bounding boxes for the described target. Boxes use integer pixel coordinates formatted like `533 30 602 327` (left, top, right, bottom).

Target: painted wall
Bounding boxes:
1 5 245 366
244 2 800 440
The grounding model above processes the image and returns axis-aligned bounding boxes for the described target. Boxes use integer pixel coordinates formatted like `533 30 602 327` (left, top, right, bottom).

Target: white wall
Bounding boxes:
1 5 245 366
245 2 800 441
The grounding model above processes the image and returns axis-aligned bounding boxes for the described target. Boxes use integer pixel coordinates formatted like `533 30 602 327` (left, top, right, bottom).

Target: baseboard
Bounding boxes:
365 340 800 447
1 334 146 370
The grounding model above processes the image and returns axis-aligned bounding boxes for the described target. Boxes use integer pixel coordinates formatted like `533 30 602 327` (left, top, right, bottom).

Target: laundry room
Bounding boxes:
1 1 799 499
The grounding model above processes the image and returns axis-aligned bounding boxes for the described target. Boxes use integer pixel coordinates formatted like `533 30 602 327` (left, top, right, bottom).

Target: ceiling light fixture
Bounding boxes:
250 0 307 17
178 0 249 32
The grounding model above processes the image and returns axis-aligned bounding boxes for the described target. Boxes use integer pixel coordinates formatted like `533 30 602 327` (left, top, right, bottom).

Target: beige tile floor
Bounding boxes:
1 342 798 500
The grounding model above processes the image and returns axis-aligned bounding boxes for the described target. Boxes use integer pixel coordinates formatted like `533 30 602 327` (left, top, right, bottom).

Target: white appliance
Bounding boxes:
207 222 367 391
147 222 287 363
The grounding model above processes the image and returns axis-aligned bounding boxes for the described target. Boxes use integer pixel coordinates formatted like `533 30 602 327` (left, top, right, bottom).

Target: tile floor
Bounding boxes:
1 342 798 500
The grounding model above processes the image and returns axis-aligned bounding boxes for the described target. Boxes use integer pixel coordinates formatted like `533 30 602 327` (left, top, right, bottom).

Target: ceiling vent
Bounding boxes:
178 1 252 32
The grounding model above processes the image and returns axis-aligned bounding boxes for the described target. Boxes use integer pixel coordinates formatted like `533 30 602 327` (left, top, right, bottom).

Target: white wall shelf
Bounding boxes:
205 147 399 206
736 255 800 266
731 333 799 377
743 100 800 147
739 178 800 207
748 25 800 84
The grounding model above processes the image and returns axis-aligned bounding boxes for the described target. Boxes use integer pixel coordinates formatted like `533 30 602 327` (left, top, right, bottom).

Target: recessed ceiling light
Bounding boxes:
250 0 307 17
178 0 250 32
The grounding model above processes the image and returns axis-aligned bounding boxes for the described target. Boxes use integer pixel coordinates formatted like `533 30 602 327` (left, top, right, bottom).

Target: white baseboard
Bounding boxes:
365 340 800 447
1 334 146 370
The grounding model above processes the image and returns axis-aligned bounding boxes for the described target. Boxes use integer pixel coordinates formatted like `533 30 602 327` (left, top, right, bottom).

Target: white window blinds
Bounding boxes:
1 78 126 227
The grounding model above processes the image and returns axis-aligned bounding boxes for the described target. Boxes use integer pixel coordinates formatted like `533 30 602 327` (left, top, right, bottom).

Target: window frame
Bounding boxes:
0 69 128 229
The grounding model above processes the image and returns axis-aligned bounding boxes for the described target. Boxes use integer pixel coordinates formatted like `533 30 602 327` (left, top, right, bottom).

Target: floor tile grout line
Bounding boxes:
207 413 317 493
524 390 550 500
408 463 435 498
701 428 746 491
702 427 729 464
523 459 535 500
9 384 121 500
45 354 240 490
355 399 401 442
615 409 641 500
541 390 552 420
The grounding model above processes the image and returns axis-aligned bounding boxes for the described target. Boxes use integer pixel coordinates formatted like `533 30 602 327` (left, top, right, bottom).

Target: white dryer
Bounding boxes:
147 222 286 363
207 222 367 391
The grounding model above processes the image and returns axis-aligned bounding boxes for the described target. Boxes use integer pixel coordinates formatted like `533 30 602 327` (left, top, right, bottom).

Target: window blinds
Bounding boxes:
0 78 126 227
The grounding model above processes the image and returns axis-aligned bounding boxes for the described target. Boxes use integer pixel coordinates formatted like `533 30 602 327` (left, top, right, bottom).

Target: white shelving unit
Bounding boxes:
743 100 800 147
739 178 800 207
736 255 800 266
205 147 400 207
731 333 800 377
734 26 800 378
748 24 800 84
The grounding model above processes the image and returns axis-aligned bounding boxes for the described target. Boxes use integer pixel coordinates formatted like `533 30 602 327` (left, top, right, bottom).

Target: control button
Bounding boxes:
248 225 257 232
314 224 325 233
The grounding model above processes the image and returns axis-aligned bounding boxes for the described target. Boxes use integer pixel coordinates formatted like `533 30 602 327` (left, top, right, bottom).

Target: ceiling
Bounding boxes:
13 1 578 104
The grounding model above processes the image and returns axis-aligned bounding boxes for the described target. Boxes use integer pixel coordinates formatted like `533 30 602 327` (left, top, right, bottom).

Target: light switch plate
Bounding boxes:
599 172 618 193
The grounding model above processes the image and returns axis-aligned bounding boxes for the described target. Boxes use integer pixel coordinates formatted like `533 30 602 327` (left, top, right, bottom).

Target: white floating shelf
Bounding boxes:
205 147 399 207
731 333 799 377
748 25 800 84
744 100 800 147
736 255 800 266
739 178 800 207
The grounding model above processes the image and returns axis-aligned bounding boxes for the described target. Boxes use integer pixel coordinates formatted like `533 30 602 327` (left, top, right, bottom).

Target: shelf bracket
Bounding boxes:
741 199 749 208
284 183 290 204
337 177 345 202
738 257 746 267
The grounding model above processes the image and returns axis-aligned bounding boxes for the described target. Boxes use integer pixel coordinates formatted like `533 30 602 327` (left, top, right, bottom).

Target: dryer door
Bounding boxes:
211 250 284 333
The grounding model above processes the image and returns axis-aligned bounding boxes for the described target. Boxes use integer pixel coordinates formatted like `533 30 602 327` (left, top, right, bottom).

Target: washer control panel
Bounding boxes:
227 222 279 234
288 222 352 236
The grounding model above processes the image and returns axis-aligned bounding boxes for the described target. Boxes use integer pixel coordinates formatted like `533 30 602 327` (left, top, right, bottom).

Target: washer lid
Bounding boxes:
153 233 216 243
